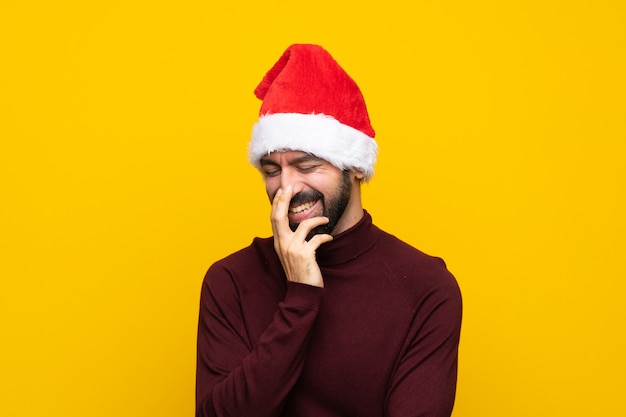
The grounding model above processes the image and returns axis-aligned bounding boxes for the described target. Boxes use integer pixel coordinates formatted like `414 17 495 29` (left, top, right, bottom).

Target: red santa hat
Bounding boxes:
249 44 378 181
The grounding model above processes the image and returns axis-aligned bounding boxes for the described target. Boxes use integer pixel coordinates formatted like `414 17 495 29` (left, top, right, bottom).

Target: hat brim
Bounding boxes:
250 113 378 181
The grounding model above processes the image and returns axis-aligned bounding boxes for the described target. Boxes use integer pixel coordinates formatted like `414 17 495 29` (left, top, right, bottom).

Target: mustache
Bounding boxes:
269 189 324 205
289 190 324 206
270 189 323 205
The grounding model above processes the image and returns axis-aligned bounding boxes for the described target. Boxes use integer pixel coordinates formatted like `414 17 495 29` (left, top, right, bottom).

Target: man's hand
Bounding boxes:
271 186 333 288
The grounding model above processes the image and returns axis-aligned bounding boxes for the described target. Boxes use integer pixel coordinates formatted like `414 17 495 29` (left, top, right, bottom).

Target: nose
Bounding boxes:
279 167 294 189
279 168 304 195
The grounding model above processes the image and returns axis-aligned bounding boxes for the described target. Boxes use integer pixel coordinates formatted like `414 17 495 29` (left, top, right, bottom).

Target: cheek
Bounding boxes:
309 174 343 196
265 178 280 200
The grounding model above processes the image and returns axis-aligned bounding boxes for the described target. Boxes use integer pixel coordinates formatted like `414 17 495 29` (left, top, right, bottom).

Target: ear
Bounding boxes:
352 169 366 181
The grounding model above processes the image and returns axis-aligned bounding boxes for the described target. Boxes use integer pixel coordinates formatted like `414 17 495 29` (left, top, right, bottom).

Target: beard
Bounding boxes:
289 170 352 239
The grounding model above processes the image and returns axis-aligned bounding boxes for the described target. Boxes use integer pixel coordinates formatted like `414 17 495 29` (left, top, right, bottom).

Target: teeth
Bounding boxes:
289 201 316 214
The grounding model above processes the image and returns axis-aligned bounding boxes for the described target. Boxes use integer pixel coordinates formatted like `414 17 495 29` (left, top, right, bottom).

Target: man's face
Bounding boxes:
261 151 352 236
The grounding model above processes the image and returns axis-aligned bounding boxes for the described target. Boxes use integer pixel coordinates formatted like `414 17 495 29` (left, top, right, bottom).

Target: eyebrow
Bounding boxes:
260 153 323 166
259 157 279 167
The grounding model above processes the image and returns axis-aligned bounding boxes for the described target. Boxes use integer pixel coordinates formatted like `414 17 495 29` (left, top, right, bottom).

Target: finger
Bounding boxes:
307 233 333 249
270 186 293 237
292 216 330 240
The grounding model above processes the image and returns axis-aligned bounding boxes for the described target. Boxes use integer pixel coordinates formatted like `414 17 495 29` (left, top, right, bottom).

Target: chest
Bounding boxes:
291 265 412 414
239 262 416 414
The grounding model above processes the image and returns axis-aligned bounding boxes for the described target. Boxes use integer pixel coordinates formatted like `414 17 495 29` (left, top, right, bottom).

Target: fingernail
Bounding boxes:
276 188 282 196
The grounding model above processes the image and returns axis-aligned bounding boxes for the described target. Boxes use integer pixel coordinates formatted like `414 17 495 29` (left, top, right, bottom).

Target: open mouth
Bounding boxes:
289 200 318 215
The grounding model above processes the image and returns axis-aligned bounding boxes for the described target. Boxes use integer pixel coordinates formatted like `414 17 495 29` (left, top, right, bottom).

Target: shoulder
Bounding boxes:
210 237 276 272
373 227 461 308
374 227 450 275
203 237 282 293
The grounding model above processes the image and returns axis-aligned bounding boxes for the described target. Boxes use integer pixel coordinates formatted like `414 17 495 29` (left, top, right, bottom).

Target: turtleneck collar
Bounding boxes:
316 210 380 266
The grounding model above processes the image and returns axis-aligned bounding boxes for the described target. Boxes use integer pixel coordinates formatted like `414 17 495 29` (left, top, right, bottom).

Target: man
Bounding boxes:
196 44 462 417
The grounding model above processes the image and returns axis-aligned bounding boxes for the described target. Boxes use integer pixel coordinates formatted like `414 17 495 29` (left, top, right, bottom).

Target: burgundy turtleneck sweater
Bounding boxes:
196 211 462 417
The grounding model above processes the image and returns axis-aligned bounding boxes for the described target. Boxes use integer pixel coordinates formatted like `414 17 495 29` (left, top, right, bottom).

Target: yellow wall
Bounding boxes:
2 1 624 416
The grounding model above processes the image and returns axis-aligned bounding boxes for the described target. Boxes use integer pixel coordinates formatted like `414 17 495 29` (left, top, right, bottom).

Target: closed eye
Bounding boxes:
296 163 322 173
262 167 281 177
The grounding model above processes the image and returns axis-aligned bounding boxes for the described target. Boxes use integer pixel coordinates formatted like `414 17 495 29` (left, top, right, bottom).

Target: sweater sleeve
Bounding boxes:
385 269 463 417
196 263 323 417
